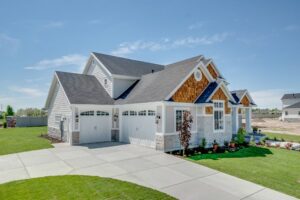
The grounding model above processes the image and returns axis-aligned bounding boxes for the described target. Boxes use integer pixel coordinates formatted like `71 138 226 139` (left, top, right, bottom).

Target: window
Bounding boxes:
97 111 109 116
122 111 128 116
104 79 108 87
148 110 155 116
138 110 147 116
298 111 300 116
80 111 94 116
55 114 61 125
175 110 189 132
285 111 289 116
194 69 202 81
130 111 137 116
213 101 224 131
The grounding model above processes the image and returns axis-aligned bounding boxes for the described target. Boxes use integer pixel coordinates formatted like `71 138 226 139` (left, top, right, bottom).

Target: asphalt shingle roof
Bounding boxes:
115 55 203 104
285 102 300 109
93 52 165 77
56 71 114 105
281 93 300 100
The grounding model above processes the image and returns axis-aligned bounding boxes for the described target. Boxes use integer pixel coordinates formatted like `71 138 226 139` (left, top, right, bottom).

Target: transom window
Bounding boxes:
97 111 109 116
148 110 155 116
175 110 189 132
130 111 137 116
138 110 147 116
80 111 94 116
213 101 224 131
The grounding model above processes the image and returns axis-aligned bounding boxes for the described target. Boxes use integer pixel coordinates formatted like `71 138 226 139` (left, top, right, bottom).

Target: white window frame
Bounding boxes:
174 108 190 132
96 111 109 116
138 110 147 116
148 110 156 116
213 100 225 132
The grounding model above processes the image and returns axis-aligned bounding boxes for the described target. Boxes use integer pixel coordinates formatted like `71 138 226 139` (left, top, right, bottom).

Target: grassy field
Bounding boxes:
188 146 300 198
0 175 175 200
0 127 52 155
264 132 300 143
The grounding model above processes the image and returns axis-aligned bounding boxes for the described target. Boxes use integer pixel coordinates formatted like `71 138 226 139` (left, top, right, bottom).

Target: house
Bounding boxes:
281 93 300 122
45 52 256 152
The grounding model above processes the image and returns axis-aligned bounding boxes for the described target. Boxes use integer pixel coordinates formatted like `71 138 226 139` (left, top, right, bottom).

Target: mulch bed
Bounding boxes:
40 134 62 143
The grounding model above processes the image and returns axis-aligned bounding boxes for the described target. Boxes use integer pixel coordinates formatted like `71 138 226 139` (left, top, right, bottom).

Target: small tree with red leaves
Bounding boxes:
179 111 193 156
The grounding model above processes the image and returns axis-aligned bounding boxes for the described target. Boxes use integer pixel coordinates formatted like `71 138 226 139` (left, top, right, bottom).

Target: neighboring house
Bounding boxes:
281 93 300 122
45 52 256 152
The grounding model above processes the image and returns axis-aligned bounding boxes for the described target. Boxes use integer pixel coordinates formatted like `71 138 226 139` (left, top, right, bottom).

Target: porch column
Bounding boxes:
245 108 252 133
232 107 239 134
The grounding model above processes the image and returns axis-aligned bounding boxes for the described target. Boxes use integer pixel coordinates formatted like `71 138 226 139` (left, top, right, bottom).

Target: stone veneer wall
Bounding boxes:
72 132 79 144
48 127 61 140
111 129 119 142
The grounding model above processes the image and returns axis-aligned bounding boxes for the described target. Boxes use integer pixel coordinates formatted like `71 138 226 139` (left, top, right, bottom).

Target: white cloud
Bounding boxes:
0 33 20 53
188 22 204 30
10 87 46 97
284 25 299 31
44 21 64 28
25 54 87 71
111 33 231 56
251 89 293 109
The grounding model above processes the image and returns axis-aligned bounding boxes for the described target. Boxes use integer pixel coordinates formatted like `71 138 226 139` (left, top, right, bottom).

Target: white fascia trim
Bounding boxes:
206 81 235 103
44 75 58 109
54 72 72 106
111 74 140 80
164 56 204 100
208 59 226 81
90 53 113 77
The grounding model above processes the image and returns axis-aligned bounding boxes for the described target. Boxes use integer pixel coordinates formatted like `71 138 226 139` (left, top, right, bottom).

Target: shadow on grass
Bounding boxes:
189 146 273 161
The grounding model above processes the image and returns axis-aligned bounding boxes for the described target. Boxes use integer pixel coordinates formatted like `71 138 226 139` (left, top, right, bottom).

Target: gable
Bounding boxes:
211 88 231 114
241 95 250 107
172 68 209 103
207 64 218 79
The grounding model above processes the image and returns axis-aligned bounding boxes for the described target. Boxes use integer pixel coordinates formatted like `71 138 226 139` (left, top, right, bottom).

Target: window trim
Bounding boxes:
213 100 225 133
174 108 190 132
148 110 156 116
138 110 147 116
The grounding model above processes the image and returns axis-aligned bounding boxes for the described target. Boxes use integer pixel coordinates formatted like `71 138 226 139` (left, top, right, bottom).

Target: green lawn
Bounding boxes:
264 132 300 143
188 146 300 199
0 175 175 200
0 127 52 155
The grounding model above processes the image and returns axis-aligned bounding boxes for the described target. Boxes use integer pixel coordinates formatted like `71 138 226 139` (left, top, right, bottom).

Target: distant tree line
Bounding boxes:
16 108 47 117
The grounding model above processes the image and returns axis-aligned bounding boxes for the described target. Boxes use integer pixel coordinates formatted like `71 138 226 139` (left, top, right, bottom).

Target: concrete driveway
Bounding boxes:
0 142 297 200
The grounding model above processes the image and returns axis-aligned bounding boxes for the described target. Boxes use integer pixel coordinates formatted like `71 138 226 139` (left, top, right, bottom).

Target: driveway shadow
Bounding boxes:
76 142 128 149
189 146 273 161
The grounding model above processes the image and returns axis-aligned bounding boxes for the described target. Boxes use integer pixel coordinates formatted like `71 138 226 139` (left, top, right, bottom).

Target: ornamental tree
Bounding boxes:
179 111 193 156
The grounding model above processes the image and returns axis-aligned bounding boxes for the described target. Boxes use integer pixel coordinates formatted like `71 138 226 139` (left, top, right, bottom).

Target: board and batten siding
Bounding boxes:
86 62 113 97
48 82 72 129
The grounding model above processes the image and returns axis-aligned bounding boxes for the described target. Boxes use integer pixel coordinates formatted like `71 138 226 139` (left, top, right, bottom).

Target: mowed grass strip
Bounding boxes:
0 127 52 155
0 175 175 200
188 146 300 199
264 132 300 143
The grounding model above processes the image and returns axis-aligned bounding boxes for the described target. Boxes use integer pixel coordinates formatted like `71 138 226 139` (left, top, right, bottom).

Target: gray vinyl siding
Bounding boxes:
87 63 113 97
113 78 137 99
48 82 72 129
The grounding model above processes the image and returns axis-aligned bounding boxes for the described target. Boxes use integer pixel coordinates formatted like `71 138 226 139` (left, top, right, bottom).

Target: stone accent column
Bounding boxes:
232 107 239 134
245 108 252 133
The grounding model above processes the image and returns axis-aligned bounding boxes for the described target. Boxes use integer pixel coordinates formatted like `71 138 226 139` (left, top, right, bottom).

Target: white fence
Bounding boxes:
15 116 47 127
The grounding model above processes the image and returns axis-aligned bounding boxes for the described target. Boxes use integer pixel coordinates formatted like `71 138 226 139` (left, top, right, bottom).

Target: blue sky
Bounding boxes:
0 0 299 110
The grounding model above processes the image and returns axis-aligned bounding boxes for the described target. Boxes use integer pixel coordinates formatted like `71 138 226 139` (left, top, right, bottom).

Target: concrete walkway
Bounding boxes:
0 143 297 200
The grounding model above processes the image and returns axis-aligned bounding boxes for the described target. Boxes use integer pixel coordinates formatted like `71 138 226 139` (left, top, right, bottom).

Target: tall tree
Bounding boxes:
6 105 14 116
179 111 193 156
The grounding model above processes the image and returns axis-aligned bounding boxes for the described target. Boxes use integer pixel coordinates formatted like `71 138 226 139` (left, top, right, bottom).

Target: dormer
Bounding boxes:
82 52 164 99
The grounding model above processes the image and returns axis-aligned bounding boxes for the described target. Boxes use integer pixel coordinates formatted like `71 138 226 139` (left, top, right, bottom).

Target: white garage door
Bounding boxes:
121 110 156 148
80 111 111 144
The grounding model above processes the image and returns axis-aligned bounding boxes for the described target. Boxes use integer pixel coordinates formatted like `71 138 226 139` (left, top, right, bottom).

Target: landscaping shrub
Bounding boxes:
236 128 246 145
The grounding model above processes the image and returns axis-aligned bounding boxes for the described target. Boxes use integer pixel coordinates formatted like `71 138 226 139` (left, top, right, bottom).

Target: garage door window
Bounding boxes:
80 111 94 116
130 111 137 116
138 110 147 116
122 111 129 116
97 111 109 116
148 110 155 116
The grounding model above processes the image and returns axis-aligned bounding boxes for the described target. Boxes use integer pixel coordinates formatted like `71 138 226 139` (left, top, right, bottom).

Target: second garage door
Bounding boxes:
121 110 156 148
80 111 111 144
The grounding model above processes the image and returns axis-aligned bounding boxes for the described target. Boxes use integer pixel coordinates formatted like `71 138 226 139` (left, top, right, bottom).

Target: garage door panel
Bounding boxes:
80 114 111 144
121 113 156 148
